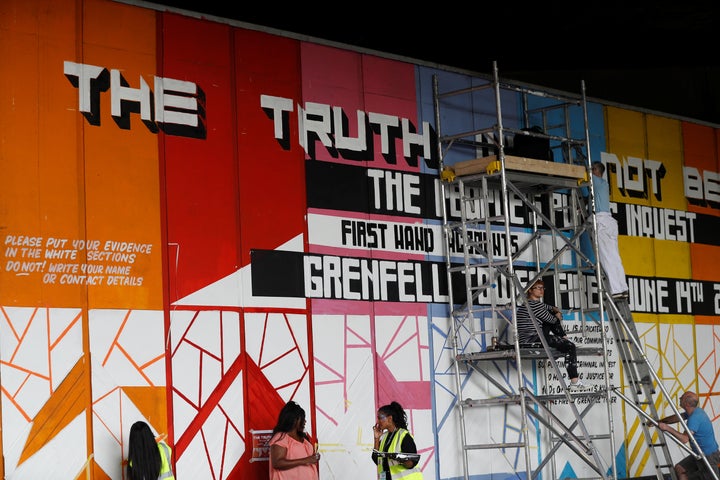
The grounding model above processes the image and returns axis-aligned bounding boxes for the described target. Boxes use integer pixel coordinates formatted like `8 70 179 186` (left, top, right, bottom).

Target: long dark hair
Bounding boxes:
272 401 311 441
378 401 409 430
127 421 161 480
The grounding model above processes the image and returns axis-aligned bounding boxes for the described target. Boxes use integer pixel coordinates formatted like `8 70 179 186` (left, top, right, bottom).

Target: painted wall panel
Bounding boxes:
234 29 306 267
0 0 86 308
161 14 238 303
3 1 720 479
684 123 720 293
82 0 161 309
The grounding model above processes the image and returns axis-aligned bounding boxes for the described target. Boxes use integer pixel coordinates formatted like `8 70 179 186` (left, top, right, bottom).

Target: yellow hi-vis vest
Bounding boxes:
376 428 423 480
158 441 175 480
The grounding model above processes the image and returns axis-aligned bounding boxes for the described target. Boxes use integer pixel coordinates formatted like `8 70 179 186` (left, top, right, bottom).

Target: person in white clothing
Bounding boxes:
591 161 629 299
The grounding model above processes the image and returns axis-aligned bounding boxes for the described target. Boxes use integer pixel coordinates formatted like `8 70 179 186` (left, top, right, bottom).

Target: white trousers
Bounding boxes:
596 212 628 295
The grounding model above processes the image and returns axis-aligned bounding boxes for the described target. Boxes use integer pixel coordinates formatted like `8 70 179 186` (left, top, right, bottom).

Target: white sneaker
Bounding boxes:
569 380 585 390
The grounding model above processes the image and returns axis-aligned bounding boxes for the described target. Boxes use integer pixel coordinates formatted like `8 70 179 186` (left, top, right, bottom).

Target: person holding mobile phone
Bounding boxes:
371 401 423 480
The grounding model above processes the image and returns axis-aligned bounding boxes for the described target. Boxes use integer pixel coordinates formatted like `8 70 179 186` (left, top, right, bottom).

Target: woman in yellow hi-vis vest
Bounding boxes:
371 401 423 480
127 421 176 480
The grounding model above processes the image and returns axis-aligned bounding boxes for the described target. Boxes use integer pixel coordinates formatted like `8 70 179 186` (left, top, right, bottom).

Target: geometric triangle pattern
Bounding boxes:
171 308 245 480
0 306 84 477
88 309 168 480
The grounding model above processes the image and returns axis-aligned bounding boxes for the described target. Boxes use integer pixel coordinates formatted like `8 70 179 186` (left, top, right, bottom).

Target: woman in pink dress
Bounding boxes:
269 401 320 480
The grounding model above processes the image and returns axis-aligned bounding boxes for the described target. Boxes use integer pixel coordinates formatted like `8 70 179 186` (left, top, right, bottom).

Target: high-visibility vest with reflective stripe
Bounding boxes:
158 441 175 480
376 428 423 480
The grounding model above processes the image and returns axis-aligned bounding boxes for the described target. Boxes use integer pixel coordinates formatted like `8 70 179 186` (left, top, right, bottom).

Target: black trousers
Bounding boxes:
542 323 579 380
679 450 720 480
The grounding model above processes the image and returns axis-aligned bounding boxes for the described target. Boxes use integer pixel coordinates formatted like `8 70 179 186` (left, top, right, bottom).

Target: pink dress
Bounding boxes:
268 432 318 480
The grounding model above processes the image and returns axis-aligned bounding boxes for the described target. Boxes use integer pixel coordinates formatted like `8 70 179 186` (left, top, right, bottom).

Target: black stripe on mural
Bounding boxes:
251 249 720 315
305 161 441 219
614 203 720 245
306 160 720 246
251 249 450 303
250 250 307 298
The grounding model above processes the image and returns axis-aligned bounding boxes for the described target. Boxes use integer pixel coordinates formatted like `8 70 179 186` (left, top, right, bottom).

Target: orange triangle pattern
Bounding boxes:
20 358 89 464
90 458 112 480
123 386 168 437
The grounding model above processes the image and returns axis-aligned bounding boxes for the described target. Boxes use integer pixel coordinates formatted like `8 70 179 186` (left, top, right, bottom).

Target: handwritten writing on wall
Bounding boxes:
3 235 152 286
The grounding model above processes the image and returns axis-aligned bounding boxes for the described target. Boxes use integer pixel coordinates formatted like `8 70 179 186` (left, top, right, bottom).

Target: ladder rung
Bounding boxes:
462 397 520 407
464 442 525 450
447 261 510 273
480 215 505 222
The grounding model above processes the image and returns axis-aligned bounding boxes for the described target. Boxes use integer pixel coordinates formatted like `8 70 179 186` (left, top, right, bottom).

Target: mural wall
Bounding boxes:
1 0 720 479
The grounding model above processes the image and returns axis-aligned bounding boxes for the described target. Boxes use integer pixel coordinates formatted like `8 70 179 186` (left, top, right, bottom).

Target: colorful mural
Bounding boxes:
1 0 720 479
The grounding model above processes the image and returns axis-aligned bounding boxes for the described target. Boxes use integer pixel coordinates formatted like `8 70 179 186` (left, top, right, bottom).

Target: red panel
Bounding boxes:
683 121 719 216
160 13 239 302
234 29 306 268
234 357 288 478
683 122 720 281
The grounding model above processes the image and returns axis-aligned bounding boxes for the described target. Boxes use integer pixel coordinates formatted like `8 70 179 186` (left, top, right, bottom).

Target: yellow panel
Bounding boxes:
605 107 646 164
620 236 655 276
646 115 686 209
653 239 691 279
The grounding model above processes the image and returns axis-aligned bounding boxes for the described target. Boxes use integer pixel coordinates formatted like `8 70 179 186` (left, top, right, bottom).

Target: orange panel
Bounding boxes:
80 0 162 309
0 0 85 307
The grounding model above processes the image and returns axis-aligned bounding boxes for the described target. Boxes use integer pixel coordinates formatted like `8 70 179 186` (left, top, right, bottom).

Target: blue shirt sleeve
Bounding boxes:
592 175 610 213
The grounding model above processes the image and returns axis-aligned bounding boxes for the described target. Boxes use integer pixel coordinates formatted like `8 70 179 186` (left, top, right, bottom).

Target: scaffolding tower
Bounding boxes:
433 62 713 480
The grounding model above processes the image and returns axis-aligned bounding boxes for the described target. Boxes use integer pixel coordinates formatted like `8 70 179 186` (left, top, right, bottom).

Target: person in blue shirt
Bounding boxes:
657 391 720 480
591 161 629 299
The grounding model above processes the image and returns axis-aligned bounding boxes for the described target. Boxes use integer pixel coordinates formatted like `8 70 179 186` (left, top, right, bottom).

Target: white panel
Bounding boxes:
187 310 221 357
7 414 87 479
121 309 167 366
170 310 196 351
243 312 266 362
13 311 50 377
0 307 35 352
172 341 202 407
173 390 198 443
262 349 305 393
200 352 222 404
175 436 215 480
258 313 297 362
0 307 86 476
376 315 425 382
217 370 245 434
287 313 309 353
1 363 35 400
313 312 378 480
49 317 83 391
0 398 30 477
90 309 166 387
47 308 81 347
221 311 241 374
84 308 126 356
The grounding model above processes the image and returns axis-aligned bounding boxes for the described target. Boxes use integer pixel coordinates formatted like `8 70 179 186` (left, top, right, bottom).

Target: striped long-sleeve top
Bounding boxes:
516 299 561 343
